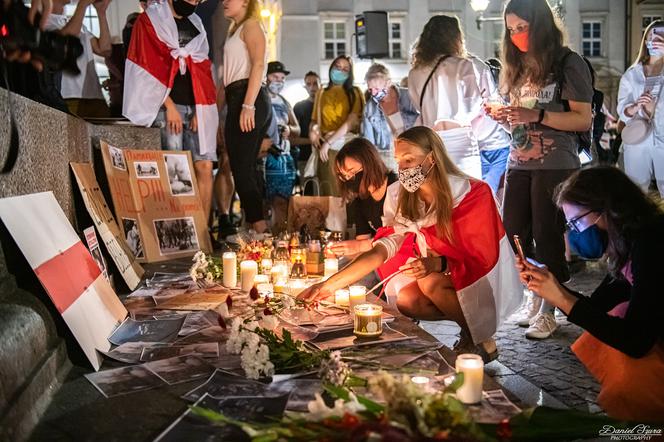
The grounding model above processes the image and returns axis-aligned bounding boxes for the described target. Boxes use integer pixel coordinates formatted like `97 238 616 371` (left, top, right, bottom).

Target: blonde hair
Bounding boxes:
635 20 664 66
395 126 469 241
229 0 261 36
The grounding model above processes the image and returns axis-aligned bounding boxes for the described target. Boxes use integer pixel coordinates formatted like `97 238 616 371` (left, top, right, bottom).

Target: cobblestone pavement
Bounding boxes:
421 260 608 414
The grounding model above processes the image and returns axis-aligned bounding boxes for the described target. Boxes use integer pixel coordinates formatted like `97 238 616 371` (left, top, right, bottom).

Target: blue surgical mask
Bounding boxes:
372 88 388 103
646 41 664 57
268 81 284 95
568 225 608 259
330 68 349 85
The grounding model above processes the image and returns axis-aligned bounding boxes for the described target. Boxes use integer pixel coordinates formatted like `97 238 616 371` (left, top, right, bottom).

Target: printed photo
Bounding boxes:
154 217 199 255
122 218 144 258
134 161 160 179
108 145 126 171
164 154 194 196
144 355 214 385
84 365 165 398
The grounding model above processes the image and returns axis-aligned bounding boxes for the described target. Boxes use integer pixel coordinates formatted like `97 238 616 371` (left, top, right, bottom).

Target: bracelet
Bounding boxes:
241 104 256 110
536 108 545 124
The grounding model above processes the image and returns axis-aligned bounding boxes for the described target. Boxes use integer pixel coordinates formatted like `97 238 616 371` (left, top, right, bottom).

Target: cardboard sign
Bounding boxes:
0 192 128 370
70 163 144 289
100 141 211 263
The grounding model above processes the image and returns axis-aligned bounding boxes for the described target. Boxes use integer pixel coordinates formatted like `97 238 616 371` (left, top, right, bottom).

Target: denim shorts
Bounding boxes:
154 104 217 162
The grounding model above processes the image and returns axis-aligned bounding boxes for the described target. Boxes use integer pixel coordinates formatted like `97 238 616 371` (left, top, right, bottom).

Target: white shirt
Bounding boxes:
617 63 664 146
468 56 512 151
408 56 483 128
223 23 267 86
45 14 104 100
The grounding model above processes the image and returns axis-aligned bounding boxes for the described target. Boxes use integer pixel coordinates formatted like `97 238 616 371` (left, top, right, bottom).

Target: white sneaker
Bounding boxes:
513 292 542 327
525 312 558 339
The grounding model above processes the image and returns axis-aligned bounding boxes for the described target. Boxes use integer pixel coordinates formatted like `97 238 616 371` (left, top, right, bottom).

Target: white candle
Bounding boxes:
274 277 288 294
353 303 383 337
261 258 272 274
222 252 237 288
334 288 350 306
324 258 338 278
455 354 484 404
288 278 307 296
349 285 367 309
240 260 258 292
256 282 273 297
411 376 430 386
271 262 289 282
254 274 270 285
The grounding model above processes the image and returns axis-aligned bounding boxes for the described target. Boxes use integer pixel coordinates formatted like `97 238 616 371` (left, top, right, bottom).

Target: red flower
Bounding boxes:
226 295 233 309
263 307 273 316
249 286 259 300
341 413 359 428
218 315 227 329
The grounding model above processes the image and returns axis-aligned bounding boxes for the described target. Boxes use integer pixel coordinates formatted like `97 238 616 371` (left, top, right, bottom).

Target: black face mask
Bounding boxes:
347 171 363 194
173 0 197 17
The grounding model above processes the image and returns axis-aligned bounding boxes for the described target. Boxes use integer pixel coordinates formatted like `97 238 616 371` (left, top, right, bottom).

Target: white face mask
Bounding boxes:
398 153 432 193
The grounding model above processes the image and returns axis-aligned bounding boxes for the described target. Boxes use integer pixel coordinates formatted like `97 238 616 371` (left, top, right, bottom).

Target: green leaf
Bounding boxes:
445 372 464 393
323 383 384 415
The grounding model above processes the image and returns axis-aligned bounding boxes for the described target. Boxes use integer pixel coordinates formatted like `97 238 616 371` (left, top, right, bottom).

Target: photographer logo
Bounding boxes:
599 424 662 440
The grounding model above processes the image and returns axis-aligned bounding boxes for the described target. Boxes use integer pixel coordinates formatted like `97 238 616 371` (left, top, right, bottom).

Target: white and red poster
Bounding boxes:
100 141 211 263
0 192 128 370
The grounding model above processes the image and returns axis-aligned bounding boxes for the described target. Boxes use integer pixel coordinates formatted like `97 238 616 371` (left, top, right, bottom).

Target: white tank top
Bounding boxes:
223 23 253 86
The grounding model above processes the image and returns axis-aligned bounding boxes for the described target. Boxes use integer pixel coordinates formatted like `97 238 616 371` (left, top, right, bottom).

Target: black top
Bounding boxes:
348 172 398 237
566 213 664 358
293 99 314 160
169 17 199 106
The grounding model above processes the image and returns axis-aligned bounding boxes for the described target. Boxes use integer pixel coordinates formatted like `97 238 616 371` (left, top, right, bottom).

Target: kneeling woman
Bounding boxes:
300 126 522 360
517 167 664 421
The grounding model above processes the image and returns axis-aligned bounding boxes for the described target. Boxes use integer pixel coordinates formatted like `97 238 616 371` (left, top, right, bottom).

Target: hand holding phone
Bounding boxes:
513 235 526 262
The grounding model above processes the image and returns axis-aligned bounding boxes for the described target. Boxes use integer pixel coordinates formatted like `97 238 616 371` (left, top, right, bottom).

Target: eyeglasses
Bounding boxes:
565 210 595 233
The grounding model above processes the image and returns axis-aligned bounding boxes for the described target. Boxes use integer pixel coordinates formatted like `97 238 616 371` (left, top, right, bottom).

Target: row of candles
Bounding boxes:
220 252 483 405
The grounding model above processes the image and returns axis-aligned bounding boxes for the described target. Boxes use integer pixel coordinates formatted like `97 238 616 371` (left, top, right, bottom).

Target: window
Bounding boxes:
323 20 347 60
642 15 663 32
582 21 602 58
388 17 404 60
63 4 100 36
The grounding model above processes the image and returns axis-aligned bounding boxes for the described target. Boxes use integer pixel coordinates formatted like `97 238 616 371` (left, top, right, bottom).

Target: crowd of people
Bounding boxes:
2 0 663 421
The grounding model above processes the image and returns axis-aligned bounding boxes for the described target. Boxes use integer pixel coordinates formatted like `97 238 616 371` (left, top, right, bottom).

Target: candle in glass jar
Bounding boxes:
254 274 270 284
353 304 383 337
274 278 288 294
349 285 367 309
455 354 484 404
240 260 258 292
334 288 349 306
222 252 237 288
324 258 338 278
261 258 273 274
271 262 289 283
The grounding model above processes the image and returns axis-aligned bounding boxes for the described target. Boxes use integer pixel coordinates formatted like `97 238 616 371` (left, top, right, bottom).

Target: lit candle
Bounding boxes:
288 278 307 296
261 258 273 274
334 288 350 306
353 303 382 337
222 252 237 288
240 260 258 292
349 285 367 309
271 262 289 283
274 277 288 294
324 258 338 278
455 354 484 404
411 376 430 386
254 274 270 285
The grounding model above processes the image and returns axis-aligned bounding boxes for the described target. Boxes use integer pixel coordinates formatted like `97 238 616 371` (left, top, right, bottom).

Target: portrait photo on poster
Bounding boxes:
134 161 160 179
122 218 144 259
164 154 194 196
108 144 127 171
153 217 199 256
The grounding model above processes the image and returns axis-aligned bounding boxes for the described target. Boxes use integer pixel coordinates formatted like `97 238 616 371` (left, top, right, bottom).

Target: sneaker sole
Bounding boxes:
525 330 556 339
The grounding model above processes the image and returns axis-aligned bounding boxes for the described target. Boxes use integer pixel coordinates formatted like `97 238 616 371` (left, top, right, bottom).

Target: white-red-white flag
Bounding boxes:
0 192 128 370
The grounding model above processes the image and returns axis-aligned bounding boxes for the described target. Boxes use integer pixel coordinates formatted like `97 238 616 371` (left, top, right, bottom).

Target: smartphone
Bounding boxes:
513 235 526 262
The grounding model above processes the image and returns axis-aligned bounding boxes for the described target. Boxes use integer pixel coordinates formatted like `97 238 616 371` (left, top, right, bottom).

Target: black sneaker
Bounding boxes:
218 216 238 239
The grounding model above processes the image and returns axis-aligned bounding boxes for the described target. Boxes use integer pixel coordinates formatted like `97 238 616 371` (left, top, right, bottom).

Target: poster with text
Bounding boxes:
100 141 211 263
70 163 144 289
0 192 128 370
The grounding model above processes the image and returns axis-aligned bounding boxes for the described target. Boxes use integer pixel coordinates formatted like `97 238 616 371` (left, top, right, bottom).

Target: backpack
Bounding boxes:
556 51 606 156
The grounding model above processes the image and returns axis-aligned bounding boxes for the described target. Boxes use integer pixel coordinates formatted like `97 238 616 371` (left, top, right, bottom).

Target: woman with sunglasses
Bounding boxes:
327 138 398 257
309 55 364 196
300 126 522 362
486 0 593 339
516 167 664 421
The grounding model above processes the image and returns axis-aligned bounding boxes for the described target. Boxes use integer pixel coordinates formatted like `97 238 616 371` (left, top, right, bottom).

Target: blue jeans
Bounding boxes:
480 147 509 193
154 104 217 162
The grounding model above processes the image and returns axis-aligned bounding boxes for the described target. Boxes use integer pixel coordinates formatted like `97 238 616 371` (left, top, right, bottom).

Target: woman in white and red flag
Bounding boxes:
299 126 522 361
123 0 218 224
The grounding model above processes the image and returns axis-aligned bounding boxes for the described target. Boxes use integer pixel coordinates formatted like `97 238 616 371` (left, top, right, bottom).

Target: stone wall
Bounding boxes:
0 89 158 441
